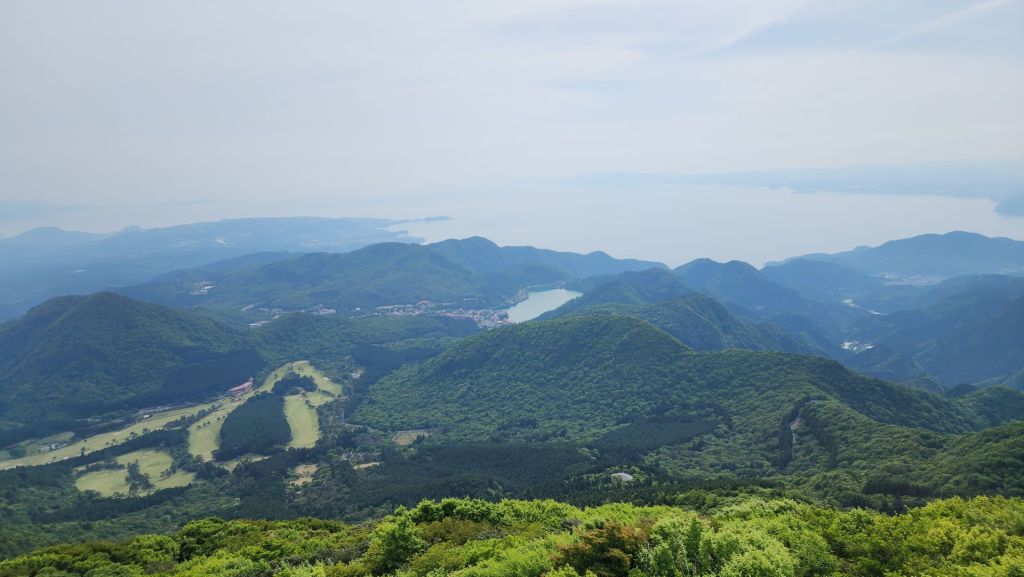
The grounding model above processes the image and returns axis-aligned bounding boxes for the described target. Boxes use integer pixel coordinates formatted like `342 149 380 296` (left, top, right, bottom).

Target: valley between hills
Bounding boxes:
0 226 1022 576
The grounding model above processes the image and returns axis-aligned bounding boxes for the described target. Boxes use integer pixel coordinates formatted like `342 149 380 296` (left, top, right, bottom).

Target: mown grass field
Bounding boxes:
185 361 310 460
187 404 234 461
73 449 194 497
2 360 344 469
189 360 340 459
73 468 130 496
0 403 220 470
278 360 339 449
288 360 343 396
393 429 433 446
260 363 294 392
219 453 269 471
284 396 320 449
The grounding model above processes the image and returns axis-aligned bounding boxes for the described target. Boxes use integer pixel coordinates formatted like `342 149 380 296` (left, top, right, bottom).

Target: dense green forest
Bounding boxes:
858 291 1024 386
0 294 475 445
2 495 1022 576
0 292 259 427
355 316 1021 439
546 293 813 353
120 238 661 314
272 372 319 396
216 393 291 459
1 233 1023 574
354 316 1024 504
251 313 477 377
1 304 1021 558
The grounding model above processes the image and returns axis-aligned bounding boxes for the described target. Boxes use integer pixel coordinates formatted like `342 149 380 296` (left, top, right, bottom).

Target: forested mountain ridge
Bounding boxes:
549 268 693 314
124 242 512 312
355 315 694 440
0 231 1022 569
792 230 1024 278
0 292 477 446
674 259 810 317
0 218 419 321
546 294 815 354
0 292 260 424
354 314 1024 491
429 236 665 278
115 251 299 308
760 258 884 302
119 238 663 315
550 261 1024 389
843 284 1024 387
647 235 1024 390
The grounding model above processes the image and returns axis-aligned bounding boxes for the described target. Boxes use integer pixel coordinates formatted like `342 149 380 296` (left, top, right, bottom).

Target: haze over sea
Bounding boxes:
3 183 1020 268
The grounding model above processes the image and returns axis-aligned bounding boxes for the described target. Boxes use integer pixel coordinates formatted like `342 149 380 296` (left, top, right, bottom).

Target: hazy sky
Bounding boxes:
1 1 1023 259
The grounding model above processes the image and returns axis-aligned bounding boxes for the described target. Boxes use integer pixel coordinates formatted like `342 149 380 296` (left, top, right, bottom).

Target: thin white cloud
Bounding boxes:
688 0 816 56
0 0 1021 209
875 0 1013 47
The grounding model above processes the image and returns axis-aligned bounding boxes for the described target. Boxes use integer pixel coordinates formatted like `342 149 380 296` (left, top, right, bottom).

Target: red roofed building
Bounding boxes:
228 377 254 397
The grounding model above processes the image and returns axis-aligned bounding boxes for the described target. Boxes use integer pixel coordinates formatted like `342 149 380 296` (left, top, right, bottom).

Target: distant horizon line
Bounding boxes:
2 220 1021 271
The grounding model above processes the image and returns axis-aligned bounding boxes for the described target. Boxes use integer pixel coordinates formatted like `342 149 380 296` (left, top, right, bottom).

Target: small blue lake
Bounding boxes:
506 289 582 323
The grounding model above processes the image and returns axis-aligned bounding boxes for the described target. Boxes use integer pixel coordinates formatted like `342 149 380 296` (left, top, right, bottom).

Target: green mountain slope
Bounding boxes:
0 217 417 320
188 242 513 311
760 258 883 302
0 293 261 424
251 311 479 382
119 238 665 316
355 316 692 440
0 292 479 442
355 315 1019 437
920 421 1024 496
778 397 1024 501
917 294 1024 385
797 231 1024 278
856 274 1024 314
429 236 665 278
551 294 816 354
354 315 1024 492
115 251 297 308
546 268 692 315
847 288 1024 387
674 259 809 316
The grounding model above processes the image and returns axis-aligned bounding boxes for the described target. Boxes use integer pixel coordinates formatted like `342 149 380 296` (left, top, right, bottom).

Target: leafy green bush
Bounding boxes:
3 496 1022 577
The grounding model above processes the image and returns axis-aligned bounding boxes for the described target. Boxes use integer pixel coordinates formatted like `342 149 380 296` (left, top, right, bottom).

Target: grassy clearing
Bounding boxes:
219 453 269 471
4 432 76 462
0 403 219 470
186 360 326 461
290 463 319 486
393 429 433 446
303 390 336 407
277 360 339 450
260 363 295 393
187 403 236 461
2 360 344 469
73 449 194 497
74 468 130 496
287 360 343 396
284 396 320 449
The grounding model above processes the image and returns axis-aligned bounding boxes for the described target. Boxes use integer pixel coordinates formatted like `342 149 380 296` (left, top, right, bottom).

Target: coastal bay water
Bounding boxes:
392 184 1024 268
3 184 1020 268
